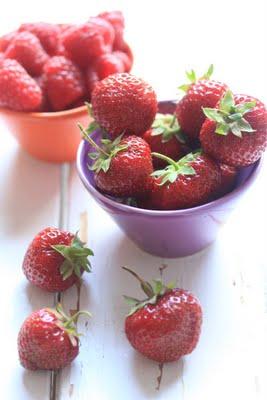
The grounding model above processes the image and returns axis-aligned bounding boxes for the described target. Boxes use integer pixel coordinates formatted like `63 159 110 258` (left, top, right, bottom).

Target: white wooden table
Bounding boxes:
0 1 266 399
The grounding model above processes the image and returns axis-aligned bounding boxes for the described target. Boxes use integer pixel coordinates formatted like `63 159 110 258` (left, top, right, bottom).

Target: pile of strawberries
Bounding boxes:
80 67 267 210
0 11 133 112
18 227 202 370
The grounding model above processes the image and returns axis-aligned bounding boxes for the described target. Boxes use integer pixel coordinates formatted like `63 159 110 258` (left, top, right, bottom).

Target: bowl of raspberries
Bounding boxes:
77 68 267 258
0 11 133 162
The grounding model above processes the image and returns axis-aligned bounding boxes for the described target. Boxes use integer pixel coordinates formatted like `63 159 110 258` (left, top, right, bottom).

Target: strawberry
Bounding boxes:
175 65 228 141
43 56 85 111
18 304 91 370
142 113 186 168
94 52 125 80
144 151 221 210
62 21 111 68
5 31 48 76
19 22 61 55
98 10 124 49
0 31 18 52
123 267 202 363
215 162 237 198
91 73 157 139
23 227 93 292
79 123 153 198
0 59 42 111
200 91 267 166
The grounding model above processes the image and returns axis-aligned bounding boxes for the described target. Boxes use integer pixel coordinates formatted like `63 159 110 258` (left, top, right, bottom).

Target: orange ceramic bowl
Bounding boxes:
0 105 91 163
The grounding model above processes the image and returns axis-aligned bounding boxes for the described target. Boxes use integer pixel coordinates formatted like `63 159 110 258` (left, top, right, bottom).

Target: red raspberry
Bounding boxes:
112 50 132 73
62 22 111 68
95 53 124 80
34 75 51 112
44 56 85 111
113 40 133 72
5 31 48 76
0 31 18 52
19 23 61 55
89 17 115 47
0 59 42 111
85 67 99 100
98 11 124 49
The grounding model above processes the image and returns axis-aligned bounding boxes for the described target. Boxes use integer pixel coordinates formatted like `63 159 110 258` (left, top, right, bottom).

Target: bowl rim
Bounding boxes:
0 104 88 120
77 138 263 217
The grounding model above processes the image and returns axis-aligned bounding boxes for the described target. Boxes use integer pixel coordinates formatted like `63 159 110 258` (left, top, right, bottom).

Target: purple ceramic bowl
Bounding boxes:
76 101 262 258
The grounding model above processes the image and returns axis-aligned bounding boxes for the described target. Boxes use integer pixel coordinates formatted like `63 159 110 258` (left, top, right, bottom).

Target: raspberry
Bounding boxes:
62 22 111 68
98 11 124 48
34 75 50 112
95 53 124 80
89 17 115 47
112 50 132 73
85 67 99 100
44 56 85 111
19 23 61 55
0 31 17 52
0 59 42 111
5 31 48 76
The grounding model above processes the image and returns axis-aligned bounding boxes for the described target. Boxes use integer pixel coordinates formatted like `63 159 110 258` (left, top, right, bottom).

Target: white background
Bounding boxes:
0 1 267 399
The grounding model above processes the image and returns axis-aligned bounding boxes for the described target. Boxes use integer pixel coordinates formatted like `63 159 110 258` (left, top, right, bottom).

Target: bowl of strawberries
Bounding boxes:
77 68 267 258
0 11 133 162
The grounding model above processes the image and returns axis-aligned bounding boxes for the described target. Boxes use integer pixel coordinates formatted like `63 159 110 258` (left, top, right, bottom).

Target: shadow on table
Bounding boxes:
1 148 60 236
22 369 48 400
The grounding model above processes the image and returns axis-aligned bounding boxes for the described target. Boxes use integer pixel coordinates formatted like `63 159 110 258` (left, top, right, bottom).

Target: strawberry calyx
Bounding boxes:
151 113 186 143
179 64 214 92
52 232 93 280
122 266 176 316
203 90 256 137
151 151 199 185
78 121 128 173
47 303 91 347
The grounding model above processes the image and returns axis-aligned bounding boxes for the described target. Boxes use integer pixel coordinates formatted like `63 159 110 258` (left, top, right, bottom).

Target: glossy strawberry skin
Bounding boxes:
18 308 78 370
143 129 185 168
0 59 42 111
92 73 157 139
144 154 221 210
176 80 228 140
5 31 48 76
125 288 202 363
23 227 78 292
215 163 237 198
19 22 61 55
62 22 111 68
94 135 153 197
44 56 85 111
200 94 267 167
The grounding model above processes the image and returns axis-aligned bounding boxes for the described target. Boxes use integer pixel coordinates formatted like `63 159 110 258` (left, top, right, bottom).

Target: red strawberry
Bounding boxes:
23 227 93 292
95 52 125 80
44 56 85 111
98 10 124 48
85 66 99 100
18 304 91 370
0 59 42 111
142 113 186 168
0 31 18 52
215 162 237 198
123 267 202 363
200 91 267 166
19 22 61 55
79 125 153 198
176 65 228 140
62 21 111 68
91 73 157 139
5 31 48 76
143 152 221 210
